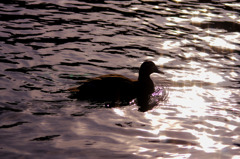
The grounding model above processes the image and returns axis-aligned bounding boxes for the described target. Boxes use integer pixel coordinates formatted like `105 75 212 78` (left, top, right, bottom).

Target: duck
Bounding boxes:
68 60 164 111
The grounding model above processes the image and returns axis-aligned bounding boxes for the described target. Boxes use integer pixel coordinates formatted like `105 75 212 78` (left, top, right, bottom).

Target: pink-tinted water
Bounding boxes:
0 0 240 158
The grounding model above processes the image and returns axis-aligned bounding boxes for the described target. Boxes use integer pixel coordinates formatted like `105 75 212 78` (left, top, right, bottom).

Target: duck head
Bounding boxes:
139 61 164 78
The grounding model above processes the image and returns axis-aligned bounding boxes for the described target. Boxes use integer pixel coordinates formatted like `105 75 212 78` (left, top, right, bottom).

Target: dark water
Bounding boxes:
1 0 240 158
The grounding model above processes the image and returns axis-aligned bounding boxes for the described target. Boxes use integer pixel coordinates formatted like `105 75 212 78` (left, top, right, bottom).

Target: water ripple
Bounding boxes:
0 0 240 158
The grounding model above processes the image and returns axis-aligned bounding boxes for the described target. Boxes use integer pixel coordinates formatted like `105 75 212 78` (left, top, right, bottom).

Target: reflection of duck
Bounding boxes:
68 61 164 111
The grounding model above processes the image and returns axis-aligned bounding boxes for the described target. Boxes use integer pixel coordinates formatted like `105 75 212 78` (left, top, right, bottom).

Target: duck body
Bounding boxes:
69 74 138 104
68 61 164 108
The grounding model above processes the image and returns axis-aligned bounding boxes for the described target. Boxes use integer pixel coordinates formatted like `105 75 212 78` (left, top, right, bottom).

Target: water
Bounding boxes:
0 0 240 158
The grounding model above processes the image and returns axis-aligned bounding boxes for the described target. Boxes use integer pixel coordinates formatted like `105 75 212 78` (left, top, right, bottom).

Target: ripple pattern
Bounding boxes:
0 0 240 158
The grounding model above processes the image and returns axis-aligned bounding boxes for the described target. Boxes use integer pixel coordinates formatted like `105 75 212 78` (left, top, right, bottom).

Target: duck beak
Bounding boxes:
154 69 164 74
154 67 164 74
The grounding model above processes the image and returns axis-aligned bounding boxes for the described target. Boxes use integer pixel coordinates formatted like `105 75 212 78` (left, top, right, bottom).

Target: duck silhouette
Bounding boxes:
68 61 164 111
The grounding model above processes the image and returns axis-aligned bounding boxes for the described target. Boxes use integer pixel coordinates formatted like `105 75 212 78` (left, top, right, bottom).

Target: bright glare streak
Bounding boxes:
169 87 211 116
130 7 138 10
198 133 215 153
223 33 240 44
155 57 174 65
113 108 125 117
138 147 150 152
224 3 240 8
133 147 155 158
204 12 217 18
209 38 236 49
181 39 191 44
230 71 238 78
209 88 232 103
170 29 185 35
171 67 224 84
191 17 205 23
165 153 191 159
200 8 208 12
188 61 201 69
205 120 237 131
229 14 237 19
192 11 200 15
196 132 227 153
162 40 181 50
183 52 208 58
167 17 188 23
173 0 182 2
198 36 236 50
168 86 236 118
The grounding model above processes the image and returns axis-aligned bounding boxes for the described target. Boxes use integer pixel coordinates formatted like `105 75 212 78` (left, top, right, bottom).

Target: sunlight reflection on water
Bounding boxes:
1 0 240 158
143 43 240 156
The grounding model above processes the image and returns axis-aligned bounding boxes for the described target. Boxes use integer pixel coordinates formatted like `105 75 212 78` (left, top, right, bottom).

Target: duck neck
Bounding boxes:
137 73 154 95
138 73 151 82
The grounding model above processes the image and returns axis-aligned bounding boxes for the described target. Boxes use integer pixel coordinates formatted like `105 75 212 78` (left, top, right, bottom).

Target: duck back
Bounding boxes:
69 74 137 103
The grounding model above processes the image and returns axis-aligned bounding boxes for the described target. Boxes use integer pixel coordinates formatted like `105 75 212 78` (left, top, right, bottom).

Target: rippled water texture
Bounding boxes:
1 0 240 158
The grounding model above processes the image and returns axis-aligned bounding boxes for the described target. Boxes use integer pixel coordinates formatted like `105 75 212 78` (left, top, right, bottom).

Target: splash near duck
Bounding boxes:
68 61 166 111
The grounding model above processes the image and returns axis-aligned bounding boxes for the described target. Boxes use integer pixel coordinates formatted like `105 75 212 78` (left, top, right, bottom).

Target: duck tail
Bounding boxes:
68 86 80 92
68 86 81 99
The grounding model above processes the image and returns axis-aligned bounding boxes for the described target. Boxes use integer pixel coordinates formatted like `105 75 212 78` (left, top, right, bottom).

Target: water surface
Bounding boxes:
0 0 240 158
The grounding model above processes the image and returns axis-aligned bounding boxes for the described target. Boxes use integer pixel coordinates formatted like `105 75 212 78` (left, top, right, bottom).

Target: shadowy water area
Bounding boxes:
0 0 240 158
